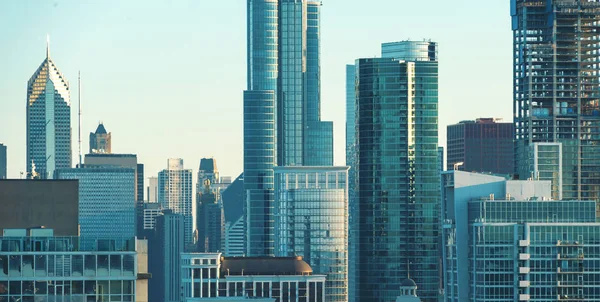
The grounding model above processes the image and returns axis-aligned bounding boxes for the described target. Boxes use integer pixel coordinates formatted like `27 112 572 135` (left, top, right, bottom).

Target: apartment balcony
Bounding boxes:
520 280 531 287
519 240 530 247
520 267 531 274
519 253 531 260
519 294 530 301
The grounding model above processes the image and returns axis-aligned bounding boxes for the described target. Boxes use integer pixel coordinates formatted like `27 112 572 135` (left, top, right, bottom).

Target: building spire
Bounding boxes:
46 34 50 59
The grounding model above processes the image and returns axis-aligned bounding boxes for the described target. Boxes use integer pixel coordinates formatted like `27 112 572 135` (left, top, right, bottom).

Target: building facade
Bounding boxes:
353 41 441 301
345 64 357 302
224 217 245 257
149 211 185 302
442 170 600 301
89 123 112 154
529 142 563 200
136 201 162 239
55 167 136 248
0 143 6 179
181 253 326 302
197 179 225 253
446 118 514 174
158 158 194 247
148 177 158 203
0 228 149 302
511 0 600 200
84 153 144 203
26 42 71 179
274 166 349 302
244 0 334 257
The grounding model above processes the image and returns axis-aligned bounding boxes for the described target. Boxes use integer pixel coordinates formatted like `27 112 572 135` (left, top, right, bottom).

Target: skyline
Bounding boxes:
0 0 512 186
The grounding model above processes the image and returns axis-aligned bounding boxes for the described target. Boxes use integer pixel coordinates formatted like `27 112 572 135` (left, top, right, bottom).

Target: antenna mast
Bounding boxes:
78 71 82 167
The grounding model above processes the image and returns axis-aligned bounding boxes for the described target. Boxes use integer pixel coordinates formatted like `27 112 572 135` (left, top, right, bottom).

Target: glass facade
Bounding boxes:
149 211 185 302
27 44 72 179
0 143 6 179
304 121 333 166
274 167 349 302
511 0 600 200
0 235 139 302
354 44 440 301
157 159 194 248
381 40 437 61
529 142 563 200
345 64 357 302
55 168 136 250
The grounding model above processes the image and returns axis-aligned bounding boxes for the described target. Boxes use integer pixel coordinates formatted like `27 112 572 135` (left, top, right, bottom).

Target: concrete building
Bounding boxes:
447 118 514 175
158 158 194 248
353 41 441 302
442 170 600 301
26 40 71 179
84 153 144 203
149 210 185 302
274 166 349 302
89 123 112 154
0 143 6 179
0 228 149 301
0 180 79 236
55 167 136 249
512 0 600 200
148 176 158 203
180 253 326 302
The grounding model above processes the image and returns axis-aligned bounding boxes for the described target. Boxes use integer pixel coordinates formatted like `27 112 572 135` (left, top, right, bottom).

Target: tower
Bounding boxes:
89 123 112 154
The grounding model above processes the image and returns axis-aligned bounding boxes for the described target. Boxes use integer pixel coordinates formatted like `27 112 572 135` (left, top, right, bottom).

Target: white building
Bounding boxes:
158 158 194 247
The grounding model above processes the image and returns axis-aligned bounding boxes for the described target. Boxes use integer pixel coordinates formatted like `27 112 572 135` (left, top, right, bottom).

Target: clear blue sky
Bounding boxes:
0 0 512 187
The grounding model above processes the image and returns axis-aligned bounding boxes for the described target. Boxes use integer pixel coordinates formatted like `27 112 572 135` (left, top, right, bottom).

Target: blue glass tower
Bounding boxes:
353 41 440 302
244 0 333 256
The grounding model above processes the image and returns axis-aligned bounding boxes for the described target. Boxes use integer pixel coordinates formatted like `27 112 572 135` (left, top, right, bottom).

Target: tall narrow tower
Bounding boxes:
26 38 72 179
511 0 600 200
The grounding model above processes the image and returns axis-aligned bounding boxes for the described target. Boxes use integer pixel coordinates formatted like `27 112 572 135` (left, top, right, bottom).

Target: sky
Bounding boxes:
0 0 512 191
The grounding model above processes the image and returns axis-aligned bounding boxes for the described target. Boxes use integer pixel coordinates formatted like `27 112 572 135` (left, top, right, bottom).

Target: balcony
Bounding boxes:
519 253 531 260
520 267 531 274
520 280 531 287
519 294 530 301
519 240 530 247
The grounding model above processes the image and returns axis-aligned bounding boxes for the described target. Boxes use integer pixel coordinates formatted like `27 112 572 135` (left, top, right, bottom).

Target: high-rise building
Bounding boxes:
0 229 150 302
197 157 219 185
224 216 245 257
196 179 224 253
442 170 600 301
89 123 112 154
353 41 440 302
511 0 600 200
84 153 144 203
136 201 162 239
149 210 185 302
0 143 6 179
148 176 158 203
26 41 71 179
181 253 327 302
529 142 563 200
446 118 514 174
345 64 358 302
158 158 194 247
0 179 79 236
274 166 349 302
244 0 334 256
55 167 136 248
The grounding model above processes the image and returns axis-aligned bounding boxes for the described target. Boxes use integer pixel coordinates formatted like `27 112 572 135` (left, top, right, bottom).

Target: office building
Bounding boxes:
26 41 71 179
0 229 149 302
274 166 349 302
158 158 194 247
446 118 514 174
0 180 78 236
353 41 440 301
0 143 6 179
89 123 112 154
197 179 224 253
222 173 244 225
181 253 326 302
345 64 358 302
149 210 185 302
442 170 600 301
137 201 162 239
244 0 334 256
197 158 219 185
438 146 444 173
382 40 437 61
84 153 144 203
148 176 158 203
512 0 600 200
529 142 563 200
55 167 136 248
224 216 245 257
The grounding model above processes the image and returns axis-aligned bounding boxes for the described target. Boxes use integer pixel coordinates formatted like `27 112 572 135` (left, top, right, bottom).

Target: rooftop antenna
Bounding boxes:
78 71 82 167
46 34 50 58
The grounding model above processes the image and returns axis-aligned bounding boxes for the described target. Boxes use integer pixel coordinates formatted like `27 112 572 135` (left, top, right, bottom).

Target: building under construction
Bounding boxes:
512 0 600 200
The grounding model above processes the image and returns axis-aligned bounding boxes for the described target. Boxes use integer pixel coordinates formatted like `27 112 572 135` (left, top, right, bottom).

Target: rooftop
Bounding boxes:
221 256 313 276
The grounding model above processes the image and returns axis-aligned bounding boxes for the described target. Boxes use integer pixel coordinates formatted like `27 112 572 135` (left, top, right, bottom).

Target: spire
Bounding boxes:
46 34 50 59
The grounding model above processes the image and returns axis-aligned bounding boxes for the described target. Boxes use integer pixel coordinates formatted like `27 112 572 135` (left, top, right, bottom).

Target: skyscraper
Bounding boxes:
274 166 349 302
512 0 600 200
89 123 112 154
244 0 333 256
27 40 71 179
196 179 224 253
84 153 144 203
0 143 6 179
149 210 185 302
158 158 194 247
345 64 358 302
148 176 158 203
353 41 440 302
446 118 514 174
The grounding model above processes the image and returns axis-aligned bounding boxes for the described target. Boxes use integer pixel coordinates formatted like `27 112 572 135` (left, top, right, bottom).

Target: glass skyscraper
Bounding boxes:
274 166 349 302
345 64 357 302
158 158 194 248
353 41 440 302
0 143 6 179
27 41 72 179
244 0 334 256
55 167 136 249
511 0 600 200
